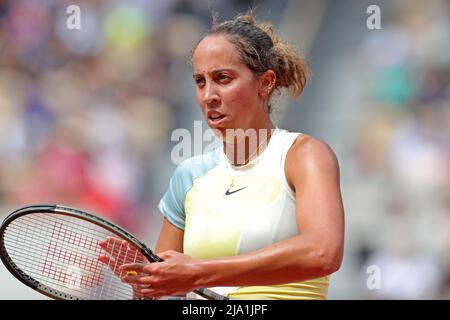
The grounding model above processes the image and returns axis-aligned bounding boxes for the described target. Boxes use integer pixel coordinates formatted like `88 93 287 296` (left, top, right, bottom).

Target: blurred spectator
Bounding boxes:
350 0 450 299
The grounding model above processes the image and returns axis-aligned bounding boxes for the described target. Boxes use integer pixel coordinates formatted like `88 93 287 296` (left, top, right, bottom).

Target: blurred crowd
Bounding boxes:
0 0 255 237
346 0 450 299
0 0 449 299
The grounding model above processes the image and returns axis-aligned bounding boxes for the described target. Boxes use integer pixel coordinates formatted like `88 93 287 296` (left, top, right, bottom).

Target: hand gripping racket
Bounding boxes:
0 204 228 300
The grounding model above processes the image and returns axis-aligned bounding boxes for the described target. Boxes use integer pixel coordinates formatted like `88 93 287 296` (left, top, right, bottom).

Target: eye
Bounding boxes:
194 77 205 88
217 74 232 84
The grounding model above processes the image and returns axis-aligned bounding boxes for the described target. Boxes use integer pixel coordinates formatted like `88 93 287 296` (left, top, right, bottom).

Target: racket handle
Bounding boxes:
194 288 229 300
141 246 228 300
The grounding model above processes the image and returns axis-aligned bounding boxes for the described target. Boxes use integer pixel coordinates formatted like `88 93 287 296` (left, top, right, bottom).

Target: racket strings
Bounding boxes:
33 215 147 262
4 218 131 299
1 248 129 299
4 230 107 289
16 214 147 263
2 212 147 299
5 218 147 268
4 217 111 298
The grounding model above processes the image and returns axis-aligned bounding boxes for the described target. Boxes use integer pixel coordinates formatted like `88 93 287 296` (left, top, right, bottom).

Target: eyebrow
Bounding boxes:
193 68 235 77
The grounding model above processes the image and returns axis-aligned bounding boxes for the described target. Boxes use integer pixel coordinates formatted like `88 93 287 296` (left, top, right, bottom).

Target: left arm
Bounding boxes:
120 136 345 296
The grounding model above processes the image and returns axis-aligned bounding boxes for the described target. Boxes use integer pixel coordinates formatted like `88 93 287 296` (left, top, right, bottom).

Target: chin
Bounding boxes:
208 127 229 142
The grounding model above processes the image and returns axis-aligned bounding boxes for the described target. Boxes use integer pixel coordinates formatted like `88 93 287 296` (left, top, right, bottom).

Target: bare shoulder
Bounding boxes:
289 134 338 163
285 134 340 189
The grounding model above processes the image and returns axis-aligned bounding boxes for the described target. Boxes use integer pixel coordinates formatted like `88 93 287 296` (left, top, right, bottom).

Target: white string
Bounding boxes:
3 213 142 299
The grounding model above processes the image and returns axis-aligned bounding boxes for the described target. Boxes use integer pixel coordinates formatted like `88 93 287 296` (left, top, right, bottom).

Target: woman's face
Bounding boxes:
192 35 270 141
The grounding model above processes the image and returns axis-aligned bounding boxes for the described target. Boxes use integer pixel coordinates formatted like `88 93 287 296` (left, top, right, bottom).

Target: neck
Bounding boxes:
223 123 276 166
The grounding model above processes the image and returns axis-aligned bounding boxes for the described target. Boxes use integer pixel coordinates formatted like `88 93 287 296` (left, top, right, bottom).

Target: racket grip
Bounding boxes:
140 245 163 263
194 288 229 300
140 246 228 300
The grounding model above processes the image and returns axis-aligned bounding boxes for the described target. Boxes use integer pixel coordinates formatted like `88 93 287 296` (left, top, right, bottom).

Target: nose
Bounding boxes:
202 81 220 107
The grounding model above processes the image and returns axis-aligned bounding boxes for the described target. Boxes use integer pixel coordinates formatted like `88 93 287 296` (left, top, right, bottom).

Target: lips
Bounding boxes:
207 111 227 127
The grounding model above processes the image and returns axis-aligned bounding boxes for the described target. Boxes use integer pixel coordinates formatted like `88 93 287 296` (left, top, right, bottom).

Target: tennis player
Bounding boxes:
118 13 345 300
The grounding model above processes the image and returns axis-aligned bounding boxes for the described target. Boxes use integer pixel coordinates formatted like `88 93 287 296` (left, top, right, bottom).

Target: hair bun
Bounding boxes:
235 14 255 26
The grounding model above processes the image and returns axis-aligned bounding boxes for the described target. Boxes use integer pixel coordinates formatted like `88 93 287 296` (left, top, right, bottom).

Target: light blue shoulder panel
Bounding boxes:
157 149 220 230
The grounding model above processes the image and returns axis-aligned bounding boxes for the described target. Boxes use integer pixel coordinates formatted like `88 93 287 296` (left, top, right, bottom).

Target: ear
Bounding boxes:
258 69 276 98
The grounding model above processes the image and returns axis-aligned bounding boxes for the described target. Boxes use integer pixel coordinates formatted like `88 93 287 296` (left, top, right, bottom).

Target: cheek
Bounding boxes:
225 83 259 111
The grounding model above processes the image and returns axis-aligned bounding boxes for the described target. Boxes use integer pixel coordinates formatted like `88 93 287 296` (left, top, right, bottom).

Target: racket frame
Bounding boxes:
0 204 228 300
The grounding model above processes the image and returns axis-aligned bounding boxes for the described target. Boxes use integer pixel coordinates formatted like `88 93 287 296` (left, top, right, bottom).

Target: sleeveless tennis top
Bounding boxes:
158 128 330 299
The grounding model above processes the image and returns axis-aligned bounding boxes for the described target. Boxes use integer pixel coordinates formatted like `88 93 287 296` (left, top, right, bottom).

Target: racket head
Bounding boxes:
0 204 158 300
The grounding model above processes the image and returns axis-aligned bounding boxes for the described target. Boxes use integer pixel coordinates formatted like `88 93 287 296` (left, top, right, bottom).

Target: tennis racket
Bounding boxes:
0 204 228 300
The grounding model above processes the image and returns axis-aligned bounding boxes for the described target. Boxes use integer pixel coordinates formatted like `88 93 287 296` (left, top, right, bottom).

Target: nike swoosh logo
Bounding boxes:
224 186 247 196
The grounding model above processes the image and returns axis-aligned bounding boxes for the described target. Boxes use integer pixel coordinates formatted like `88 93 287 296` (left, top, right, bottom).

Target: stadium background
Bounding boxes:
0 0 448 299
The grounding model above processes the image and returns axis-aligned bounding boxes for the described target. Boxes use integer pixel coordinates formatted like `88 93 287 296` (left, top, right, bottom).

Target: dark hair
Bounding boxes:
192 12 311 110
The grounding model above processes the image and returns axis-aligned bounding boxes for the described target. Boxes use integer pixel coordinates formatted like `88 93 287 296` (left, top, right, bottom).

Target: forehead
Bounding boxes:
192 35 245 73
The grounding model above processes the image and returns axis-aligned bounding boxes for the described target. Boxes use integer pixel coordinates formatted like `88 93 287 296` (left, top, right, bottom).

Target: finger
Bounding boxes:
139 288 164 298
98 254 116 266
99 237 122 252
100 237 148 263
98 254 133 279
113 243 135 267
157 251 172 260
122 246 148 264
98 255 123 276
100 238 132 258
98 255 110 264
136 284 152 289
121 274 152 284
118 263 147 273
106 242 137 268
100 238 129 257
100 238 147 265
